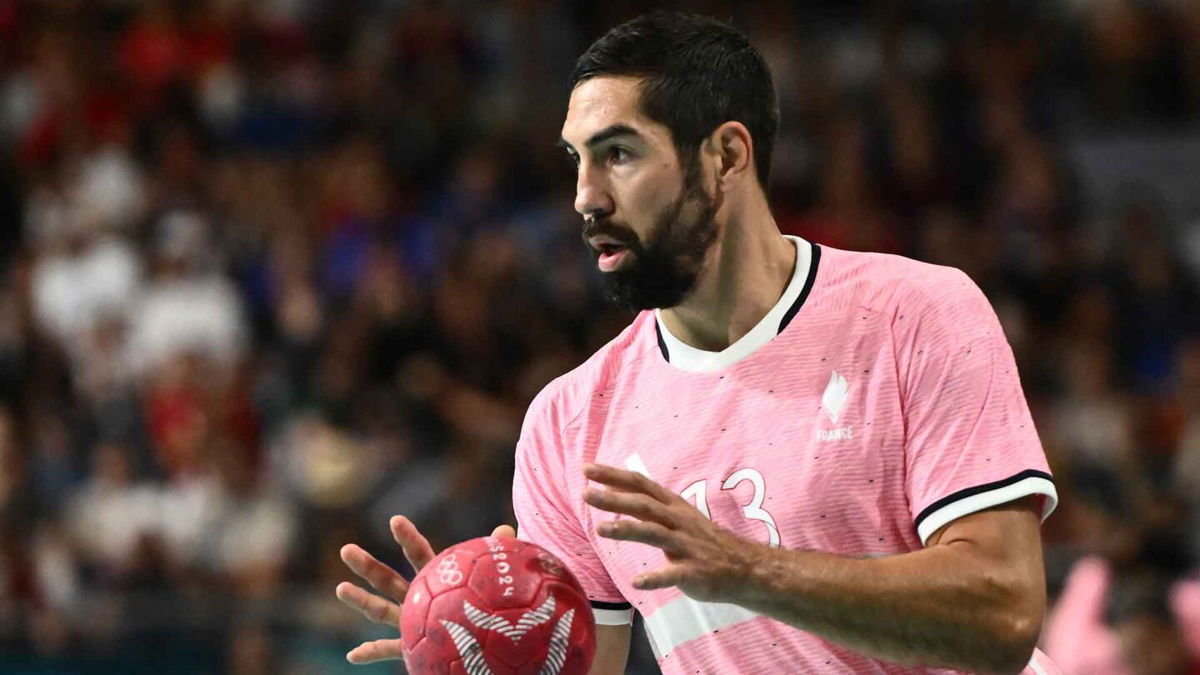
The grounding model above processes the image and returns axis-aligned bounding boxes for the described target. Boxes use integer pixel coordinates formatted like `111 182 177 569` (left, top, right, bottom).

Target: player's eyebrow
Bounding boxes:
557 124 641 154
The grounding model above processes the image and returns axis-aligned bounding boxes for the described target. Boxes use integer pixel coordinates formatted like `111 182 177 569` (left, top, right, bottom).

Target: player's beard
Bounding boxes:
583 161 719 312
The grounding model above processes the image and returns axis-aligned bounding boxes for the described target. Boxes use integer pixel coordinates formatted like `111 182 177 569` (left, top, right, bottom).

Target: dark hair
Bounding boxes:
570 11 779 190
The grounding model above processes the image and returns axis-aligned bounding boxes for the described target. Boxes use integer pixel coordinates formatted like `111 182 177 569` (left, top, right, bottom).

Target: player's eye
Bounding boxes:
565 152 580 170
607 146 632 165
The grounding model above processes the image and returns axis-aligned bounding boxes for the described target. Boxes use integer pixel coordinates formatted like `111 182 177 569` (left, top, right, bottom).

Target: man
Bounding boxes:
337 12 1060 674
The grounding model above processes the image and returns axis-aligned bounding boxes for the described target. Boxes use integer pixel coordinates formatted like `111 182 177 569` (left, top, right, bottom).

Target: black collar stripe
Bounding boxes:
654 241 822 362
655 320 670 362
777 242 821 334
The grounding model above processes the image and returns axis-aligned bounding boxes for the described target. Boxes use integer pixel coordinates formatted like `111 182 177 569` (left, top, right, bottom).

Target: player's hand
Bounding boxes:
336 517 516 664
583 463 761 604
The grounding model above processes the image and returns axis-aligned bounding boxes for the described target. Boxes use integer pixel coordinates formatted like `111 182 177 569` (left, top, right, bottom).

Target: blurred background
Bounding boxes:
0 0 1198 673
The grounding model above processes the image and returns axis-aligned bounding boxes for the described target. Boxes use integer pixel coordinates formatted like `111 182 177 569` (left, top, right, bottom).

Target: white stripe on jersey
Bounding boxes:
642 597 760 658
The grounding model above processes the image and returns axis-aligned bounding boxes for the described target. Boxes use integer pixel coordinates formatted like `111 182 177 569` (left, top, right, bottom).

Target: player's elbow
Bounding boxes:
970 601 1042 675
970 548 1047 674
953 566 1044 674
984 611 1041 674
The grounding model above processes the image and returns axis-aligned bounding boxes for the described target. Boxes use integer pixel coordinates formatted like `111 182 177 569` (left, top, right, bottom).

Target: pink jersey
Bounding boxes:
513 236 1060 673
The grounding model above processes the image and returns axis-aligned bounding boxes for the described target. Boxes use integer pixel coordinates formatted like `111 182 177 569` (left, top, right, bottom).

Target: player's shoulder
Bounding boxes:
820 245 988 319
523 311 655 433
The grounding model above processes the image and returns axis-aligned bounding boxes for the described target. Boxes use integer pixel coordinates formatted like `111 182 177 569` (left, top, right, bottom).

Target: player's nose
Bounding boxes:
574 164 614 217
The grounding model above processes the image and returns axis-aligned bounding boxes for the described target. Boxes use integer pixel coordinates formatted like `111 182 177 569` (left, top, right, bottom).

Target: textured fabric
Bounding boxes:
512 242 1059 673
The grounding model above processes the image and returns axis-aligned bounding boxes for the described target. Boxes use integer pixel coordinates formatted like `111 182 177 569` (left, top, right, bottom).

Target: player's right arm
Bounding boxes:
589 624 631 675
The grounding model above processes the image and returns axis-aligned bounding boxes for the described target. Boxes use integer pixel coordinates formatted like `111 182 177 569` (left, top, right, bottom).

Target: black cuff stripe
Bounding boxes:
590 600 633 611
913 469 1054 530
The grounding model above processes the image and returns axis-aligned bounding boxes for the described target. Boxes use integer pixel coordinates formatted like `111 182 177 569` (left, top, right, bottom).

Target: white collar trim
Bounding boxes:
655 235 811 373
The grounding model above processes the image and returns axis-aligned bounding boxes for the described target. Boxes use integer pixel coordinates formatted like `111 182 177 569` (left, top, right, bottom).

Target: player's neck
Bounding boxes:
658 201 794 352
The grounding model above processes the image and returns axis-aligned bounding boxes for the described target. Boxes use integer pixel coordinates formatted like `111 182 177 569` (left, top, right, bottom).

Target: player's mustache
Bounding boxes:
581 218 640 249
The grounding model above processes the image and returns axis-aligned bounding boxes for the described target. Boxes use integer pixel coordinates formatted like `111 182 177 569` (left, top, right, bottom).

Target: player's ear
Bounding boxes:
705 121 754 191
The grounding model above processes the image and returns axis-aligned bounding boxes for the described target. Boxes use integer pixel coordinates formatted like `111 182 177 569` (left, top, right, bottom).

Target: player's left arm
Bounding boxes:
584 464 1046 675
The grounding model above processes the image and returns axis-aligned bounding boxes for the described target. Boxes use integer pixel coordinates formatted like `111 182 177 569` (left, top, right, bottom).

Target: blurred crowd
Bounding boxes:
0 1 1198 673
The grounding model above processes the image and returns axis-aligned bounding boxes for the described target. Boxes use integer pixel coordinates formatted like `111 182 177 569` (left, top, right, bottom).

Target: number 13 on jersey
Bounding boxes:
625 455 781 547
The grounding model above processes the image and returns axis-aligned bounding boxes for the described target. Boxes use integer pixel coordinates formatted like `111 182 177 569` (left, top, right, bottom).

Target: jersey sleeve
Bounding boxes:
896 268 1058 545
512 384 633 625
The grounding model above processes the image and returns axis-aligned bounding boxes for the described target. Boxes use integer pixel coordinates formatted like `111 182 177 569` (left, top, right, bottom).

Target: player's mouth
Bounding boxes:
588 235 633 272
597 243 629 271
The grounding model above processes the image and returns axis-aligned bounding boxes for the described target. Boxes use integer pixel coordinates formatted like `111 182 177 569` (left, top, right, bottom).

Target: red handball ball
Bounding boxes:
401 536 597 675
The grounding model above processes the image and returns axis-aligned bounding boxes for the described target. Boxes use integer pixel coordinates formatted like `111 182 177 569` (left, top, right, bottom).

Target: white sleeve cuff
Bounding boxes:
591 601 634 625
915 470 1058 545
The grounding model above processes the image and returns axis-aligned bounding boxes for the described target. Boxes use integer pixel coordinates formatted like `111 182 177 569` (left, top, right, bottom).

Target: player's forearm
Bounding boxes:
731 543 1042 674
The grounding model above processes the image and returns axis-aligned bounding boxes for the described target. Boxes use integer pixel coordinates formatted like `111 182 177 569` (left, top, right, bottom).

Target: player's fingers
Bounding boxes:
584 488 678 528
596 519 687 556
335 581 402 626
632 563 689 591
391 515 436 572
346 638 406 664
491 524 516 538
584 463 677 503
340 544 409 600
